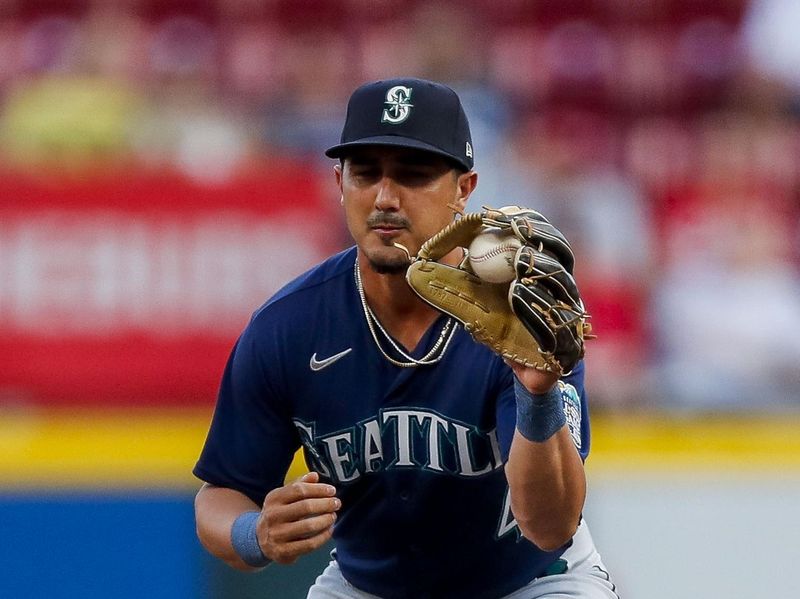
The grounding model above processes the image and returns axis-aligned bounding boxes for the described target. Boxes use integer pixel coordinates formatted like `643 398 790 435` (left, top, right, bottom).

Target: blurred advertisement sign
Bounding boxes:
0 171 339 406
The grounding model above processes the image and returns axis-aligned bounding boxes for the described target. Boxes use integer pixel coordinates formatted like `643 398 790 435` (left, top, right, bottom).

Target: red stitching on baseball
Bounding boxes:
470 242 518 263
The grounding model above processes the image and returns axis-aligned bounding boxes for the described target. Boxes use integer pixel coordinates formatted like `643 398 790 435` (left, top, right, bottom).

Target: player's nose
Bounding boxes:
374 176 401 211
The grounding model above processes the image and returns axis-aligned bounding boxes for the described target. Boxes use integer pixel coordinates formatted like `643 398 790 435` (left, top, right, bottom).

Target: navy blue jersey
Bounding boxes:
194 247 591 599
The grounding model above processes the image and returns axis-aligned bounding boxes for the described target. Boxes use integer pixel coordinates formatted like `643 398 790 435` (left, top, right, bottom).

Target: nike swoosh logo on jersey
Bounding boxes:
310 348 353 371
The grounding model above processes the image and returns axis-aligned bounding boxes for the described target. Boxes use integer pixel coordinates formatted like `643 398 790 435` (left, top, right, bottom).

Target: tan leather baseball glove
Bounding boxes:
406 206 593 374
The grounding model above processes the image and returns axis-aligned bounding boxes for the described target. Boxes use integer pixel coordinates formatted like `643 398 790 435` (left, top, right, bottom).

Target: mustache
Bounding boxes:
367 213 410 229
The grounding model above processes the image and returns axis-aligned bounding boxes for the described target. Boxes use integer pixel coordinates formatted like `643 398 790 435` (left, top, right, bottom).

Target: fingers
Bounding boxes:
257 472 341 564
259 505 337 564
267 510 338 543
274 495 341 522
266 475 337 504
300 471 320 483
263 477 340 525
266 526 336 565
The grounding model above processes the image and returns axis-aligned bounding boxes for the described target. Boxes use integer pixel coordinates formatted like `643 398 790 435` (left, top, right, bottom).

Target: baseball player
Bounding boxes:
193 78 618 598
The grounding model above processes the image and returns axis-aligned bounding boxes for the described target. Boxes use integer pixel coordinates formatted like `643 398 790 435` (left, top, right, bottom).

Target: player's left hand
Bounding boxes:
505 359 560 394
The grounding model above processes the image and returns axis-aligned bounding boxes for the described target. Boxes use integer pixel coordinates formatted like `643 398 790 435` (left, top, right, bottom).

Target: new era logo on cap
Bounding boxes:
326 78 474 171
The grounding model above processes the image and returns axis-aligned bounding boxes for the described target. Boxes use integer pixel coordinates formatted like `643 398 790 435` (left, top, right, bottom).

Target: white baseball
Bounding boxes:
468 229 521 283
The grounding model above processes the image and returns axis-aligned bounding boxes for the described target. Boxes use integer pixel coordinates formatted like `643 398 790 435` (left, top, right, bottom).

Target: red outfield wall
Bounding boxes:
0 167 340 406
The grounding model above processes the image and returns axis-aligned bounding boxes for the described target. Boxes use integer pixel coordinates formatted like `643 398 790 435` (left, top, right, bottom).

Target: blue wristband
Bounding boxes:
231 511 271 568
513 377 566 442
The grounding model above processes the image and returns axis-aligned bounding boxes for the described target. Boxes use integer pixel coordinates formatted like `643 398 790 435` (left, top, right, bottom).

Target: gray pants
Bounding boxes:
307 520 619 598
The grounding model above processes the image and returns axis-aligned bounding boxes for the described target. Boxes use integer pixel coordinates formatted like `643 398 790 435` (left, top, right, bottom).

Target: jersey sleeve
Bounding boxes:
494 360 591 463
193 314 300 506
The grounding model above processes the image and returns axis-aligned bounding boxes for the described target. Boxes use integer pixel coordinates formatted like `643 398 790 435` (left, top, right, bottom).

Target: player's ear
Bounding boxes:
453 170 477 212
334 162 343 191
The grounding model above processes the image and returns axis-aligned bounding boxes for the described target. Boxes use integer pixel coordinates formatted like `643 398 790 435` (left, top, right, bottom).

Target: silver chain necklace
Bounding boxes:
354 260 458 368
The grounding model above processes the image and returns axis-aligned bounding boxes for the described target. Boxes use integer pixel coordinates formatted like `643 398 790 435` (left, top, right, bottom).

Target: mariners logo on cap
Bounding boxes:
381 85 414 124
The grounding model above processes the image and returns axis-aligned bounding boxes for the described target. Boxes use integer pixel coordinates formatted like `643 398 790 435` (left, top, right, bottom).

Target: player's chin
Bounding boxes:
365 247 411 275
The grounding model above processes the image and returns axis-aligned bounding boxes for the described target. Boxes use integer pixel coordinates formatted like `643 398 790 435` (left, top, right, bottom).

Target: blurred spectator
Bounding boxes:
0 74 145 174
80 3 148 79
130 89 255 184
653 110 800 409
743 0 800 93
260 26 352 160
148 14 218 81
222 21 284 100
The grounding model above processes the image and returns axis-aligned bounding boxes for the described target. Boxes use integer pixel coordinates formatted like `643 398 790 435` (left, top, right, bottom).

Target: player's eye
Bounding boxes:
350 167 380 181
397 168 438 185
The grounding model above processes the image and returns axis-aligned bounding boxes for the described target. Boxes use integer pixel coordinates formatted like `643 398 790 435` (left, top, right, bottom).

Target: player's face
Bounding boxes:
335 147 476 274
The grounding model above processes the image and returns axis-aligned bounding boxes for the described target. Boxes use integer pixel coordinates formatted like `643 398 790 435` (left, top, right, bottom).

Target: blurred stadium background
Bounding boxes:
1 0 799 597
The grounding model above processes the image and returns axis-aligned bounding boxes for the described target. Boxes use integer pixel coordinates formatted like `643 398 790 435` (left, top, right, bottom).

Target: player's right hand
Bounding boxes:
256 471 341 565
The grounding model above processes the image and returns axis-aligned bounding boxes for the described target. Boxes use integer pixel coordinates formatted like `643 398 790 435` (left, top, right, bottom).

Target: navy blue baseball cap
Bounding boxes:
325 78 474 171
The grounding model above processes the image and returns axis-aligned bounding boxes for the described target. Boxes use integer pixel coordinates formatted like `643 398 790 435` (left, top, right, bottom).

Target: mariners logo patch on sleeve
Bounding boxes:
558 382 582 450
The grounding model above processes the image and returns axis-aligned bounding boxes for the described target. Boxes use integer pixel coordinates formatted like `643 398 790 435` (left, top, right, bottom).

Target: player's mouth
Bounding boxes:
368 213 409 241
372 225 403 238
